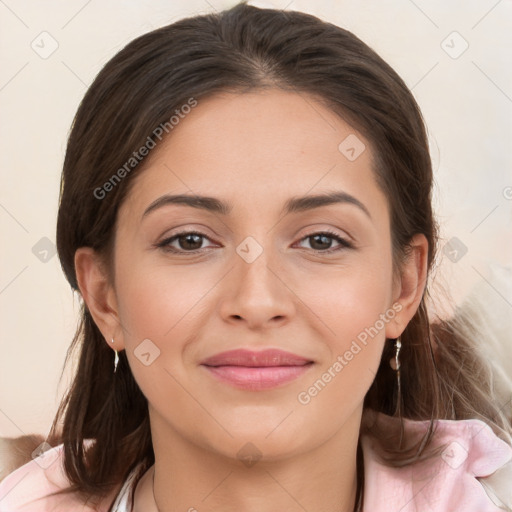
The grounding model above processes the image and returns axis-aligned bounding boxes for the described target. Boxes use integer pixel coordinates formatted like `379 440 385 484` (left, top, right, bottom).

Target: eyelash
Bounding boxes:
155 229 354 255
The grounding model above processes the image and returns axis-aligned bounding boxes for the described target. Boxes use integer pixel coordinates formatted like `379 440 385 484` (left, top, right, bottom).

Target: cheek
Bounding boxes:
113 261 214 399
294 256 393 404
295 263 393 415
115 258 210 337
299 256 394 345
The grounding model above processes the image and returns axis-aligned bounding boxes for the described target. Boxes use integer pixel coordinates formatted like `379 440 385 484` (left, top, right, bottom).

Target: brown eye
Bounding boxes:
157 231 215 253
297 231 353 253
175 233 204 251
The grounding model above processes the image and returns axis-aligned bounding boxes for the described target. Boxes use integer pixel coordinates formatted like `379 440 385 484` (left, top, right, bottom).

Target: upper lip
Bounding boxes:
201 349 313 367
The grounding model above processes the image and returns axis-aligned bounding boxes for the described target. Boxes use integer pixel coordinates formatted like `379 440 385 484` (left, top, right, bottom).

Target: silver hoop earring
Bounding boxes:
111 338 119 373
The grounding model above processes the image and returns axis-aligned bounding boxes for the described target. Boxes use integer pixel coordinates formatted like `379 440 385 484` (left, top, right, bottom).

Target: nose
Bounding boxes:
218 241 295 330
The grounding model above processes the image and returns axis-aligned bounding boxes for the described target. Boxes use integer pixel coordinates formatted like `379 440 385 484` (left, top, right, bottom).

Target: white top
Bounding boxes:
110 464 142 512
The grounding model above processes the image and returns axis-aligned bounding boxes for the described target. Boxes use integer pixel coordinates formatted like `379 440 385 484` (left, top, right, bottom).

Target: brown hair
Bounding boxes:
42 2 511 510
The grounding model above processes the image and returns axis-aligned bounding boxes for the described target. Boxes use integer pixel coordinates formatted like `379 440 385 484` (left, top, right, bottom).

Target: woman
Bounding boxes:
1 2 510 511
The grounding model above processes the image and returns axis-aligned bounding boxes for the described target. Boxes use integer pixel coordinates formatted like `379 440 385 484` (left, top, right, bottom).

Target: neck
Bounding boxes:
133 407 362 512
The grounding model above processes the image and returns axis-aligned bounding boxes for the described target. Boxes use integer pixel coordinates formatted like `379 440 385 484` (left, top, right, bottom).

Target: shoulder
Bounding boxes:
0 441 119 512
361 413 512 511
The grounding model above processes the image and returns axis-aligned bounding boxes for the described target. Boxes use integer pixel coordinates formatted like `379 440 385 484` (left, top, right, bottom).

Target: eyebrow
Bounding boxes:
142 191 371 220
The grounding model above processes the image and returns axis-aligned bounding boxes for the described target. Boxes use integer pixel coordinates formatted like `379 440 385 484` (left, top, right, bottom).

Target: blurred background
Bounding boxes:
0 0 511 440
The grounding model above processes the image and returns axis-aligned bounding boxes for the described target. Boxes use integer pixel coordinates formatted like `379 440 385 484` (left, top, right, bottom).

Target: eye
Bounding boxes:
296 230 353 253
155 229 354 255
156 231 216 253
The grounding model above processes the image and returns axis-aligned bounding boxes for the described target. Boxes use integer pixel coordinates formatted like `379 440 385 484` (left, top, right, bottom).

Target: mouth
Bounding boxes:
200 348 315 390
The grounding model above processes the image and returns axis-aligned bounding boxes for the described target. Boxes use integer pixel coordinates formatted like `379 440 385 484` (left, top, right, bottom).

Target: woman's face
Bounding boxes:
81 89 421 462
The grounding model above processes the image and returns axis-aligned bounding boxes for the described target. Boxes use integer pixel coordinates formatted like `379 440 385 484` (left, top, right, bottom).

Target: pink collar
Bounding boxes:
361 413 512 511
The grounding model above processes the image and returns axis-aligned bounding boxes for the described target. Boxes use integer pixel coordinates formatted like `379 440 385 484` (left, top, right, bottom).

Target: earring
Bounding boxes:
390 336 401 371
111 338 119 373
389 336 402 418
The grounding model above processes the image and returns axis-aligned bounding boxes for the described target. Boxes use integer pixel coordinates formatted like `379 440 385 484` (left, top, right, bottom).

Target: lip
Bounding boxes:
201 349 314 391
201 348 313 367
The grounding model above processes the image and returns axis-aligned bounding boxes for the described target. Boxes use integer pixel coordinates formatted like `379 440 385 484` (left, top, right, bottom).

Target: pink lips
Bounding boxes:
201 348 314 390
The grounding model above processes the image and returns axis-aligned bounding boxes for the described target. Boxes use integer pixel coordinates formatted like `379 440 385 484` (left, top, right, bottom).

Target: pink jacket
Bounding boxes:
1 414 511 511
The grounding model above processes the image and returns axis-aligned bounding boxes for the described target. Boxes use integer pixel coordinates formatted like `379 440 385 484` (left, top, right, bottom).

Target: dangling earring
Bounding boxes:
111 338 119 373
389 336 402 418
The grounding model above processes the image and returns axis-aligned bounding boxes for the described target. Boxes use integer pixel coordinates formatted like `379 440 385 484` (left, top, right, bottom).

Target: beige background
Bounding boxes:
0 0 511 438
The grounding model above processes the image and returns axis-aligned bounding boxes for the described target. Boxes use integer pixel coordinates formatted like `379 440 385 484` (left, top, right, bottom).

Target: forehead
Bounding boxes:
119 89 385 221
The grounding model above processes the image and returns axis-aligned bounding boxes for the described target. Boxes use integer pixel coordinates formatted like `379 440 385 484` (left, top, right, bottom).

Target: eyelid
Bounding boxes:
295 223 355 244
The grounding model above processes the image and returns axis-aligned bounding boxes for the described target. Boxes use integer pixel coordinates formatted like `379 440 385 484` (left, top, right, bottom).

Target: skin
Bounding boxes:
75 89 428 512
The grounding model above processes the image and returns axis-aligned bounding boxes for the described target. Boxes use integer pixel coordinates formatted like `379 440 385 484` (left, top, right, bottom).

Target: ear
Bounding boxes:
385 233 429 339
74 247 126 351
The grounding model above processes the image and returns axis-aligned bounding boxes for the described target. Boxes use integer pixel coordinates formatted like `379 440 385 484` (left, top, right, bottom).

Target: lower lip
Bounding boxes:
201 363 314 390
